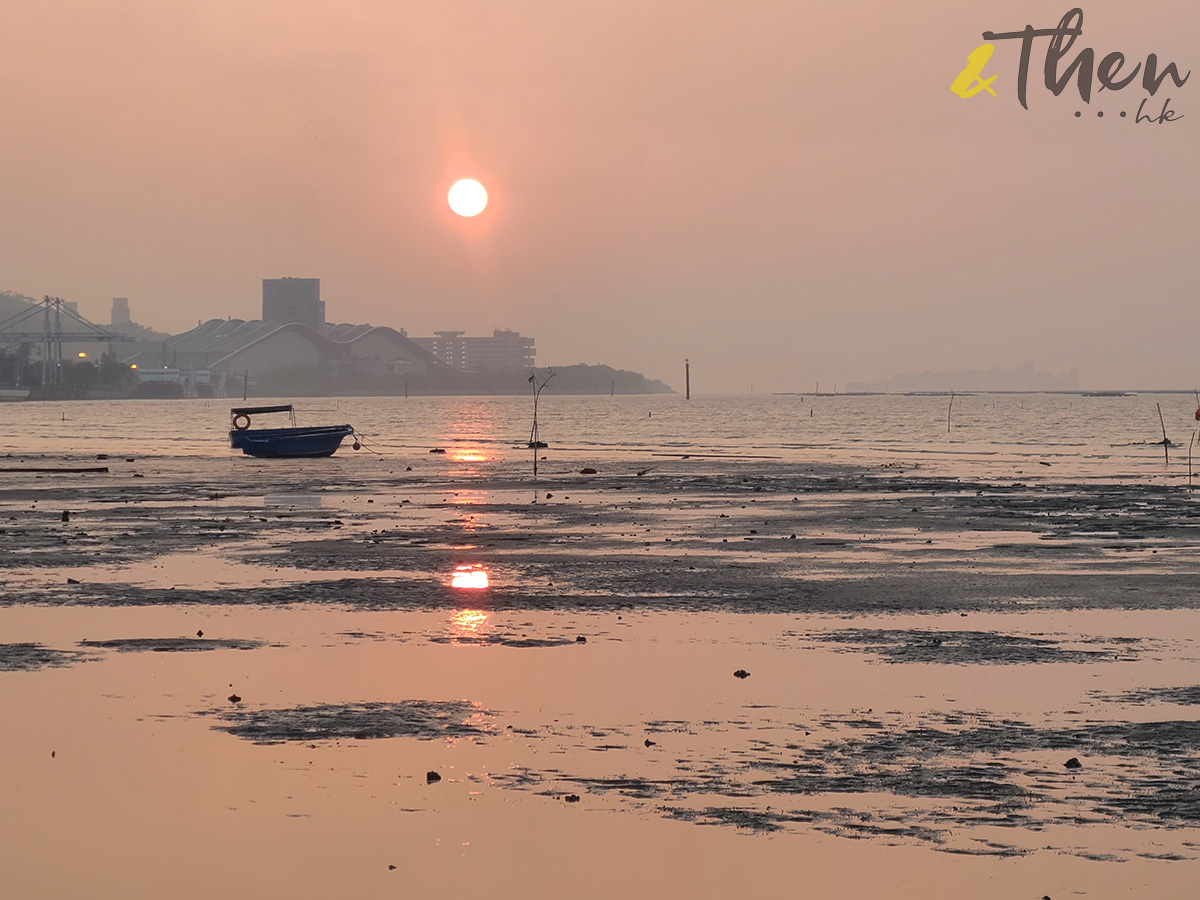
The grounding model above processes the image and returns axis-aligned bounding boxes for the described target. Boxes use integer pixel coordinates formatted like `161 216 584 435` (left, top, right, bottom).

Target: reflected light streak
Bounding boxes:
448 490 488 506
450 563 490 589
449 608 490 638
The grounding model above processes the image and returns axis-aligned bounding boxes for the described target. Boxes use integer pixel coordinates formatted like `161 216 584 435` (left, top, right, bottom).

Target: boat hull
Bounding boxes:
229 424 354 458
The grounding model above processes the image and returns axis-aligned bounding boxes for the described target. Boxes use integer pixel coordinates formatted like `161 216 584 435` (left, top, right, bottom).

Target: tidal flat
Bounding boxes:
2 448 1199 898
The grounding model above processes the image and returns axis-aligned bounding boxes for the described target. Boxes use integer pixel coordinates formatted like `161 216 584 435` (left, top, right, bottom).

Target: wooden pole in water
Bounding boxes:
685 359 690 400
242 371 248 401
1189 430 1195 491
947 391 954 434
1157 402 1170 463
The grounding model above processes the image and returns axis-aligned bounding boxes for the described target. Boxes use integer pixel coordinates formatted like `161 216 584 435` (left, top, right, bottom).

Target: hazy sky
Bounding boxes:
1 1 1196 390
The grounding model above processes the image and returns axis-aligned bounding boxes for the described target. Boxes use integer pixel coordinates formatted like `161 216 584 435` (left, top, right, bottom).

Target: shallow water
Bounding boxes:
3 391 1198 480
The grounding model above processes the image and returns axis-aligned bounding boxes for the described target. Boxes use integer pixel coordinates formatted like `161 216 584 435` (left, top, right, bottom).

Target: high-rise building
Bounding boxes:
412 329 535 372
262 278 325 327
111 297 131 325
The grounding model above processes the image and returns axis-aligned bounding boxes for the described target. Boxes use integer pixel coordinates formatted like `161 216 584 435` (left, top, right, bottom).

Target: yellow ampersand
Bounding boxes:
951 44 997 97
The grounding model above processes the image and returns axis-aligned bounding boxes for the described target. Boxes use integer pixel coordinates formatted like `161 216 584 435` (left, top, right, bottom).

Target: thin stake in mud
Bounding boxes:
528 368 555 481
947 391 955 435
1189 430 1196 491
1157 402 1170 463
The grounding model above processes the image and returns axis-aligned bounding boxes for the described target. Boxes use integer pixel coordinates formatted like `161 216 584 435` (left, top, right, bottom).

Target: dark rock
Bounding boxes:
564 794 580 803
733 669 751 679
96 454 108 460
426 771 441 783
196 629 204 638
61 510 70 522
430 448 446 454
1064 757 1082 769
66 577 81 585
580 468 597 475
545 493 553 499
575 636 587 643
388 865 397 871
644 738 656 747
228 694 242 703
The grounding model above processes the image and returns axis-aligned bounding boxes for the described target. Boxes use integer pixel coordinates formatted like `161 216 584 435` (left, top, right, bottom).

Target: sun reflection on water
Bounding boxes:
449 608 490 639
450 563 490 589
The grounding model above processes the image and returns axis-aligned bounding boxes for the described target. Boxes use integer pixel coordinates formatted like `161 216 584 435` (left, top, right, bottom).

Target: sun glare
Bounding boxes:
451 563 490 589
448 179 488 217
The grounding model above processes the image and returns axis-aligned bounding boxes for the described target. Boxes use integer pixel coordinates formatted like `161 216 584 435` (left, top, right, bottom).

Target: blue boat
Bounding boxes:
229 405 357 458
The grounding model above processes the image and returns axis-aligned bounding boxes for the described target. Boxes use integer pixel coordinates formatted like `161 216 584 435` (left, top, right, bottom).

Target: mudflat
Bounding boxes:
2 451 1198 898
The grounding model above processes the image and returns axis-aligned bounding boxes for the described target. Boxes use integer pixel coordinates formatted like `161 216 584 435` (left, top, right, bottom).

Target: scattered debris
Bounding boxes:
564 794 580 803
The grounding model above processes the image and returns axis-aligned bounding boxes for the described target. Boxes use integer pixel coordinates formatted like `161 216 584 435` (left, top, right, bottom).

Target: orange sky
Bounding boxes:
0 1 1196 390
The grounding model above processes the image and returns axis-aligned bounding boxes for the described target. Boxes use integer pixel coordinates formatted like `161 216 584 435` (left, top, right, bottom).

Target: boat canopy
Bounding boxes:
230 404 294 416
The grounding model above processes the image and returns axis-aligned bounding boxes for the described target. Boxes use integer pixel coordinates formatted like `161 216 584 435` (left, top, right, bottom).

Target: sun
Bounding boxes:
448 179 488 217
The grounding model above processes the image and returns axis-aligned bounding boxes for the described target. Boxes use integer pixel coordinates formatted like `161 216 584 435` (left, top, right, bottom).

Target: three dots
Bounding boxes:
1075 110 1127 117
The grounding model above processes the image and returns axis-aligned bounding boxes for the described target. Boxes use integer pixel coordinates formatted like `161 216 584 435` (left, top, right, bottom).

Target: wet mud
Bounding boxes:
78 637 268 653
809 628 1142 664
488 708 1200 857
0 641 85 671
1101 686 1200 707
6 459 1200 617
213 700 492 744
